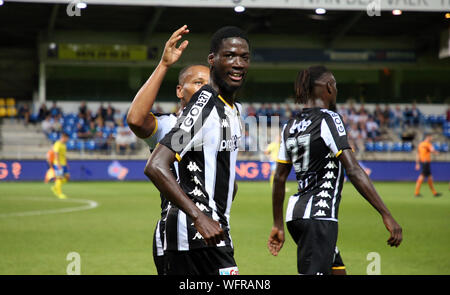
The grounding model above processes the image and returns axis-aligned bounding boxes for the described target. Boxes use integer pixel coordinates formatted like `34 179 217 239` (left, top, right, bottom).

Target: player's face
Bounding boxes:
176 66 210 103
209 37 250 94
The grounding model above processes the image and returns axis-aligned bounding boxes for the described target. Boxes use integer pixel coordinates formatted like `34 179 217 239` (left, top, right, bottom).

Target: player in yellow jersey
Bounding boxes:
51 132 70 199
264 135 281 187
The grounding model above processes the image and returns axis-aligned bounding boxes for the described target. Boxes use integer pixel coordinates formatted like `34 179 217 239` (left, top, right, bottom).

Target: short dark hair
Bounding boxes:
178 64 207 84
61 132 70 138
209 26 249 54
294 65 331 104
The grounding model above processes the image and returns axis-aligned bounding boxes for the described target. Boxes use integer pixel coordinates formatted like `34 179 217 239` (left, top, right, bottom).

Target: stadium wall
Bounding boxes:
0 160 449 182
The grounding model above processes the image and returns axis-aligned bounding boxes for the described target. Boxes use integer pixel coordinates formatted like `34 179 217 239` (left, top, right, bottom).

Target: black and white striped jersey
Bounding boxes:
278 108 351 222
142 112 178 257
160 84 243 251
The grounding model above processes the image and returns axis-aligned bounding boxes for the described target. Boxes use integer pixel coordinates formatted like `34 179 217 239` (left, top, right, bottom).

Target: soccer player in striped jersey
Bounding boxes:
268 66 402 275
127 26 209 274
145 26 249 275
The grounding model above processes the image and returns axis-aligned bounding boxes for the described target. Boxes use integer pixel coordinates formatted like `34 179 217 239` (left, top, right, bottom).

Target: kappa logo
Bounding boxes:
317 190 332 198
320 181 334 189
313 210 326 217
180 90 212 132
315 199 330 209
189 186 206 198
221 119 229 128
321 109 346 136
195 202 209 212
192 175 202 186
325 152 335 158
187 161 202 172
324 171 336 179
289 119 312 134
193 231 204 240
324 161 338 169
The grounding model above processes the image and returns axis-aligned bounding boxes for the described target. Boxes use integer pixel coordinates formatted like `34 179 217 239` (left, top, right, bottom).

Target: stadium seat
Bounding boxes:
365 142 374 152
440 143 449 152
391 142 403 152
76 140 85 150
6 97 15 107
86 140 96 151
402 142 413 152
48 132 60 142
0 107 6 117
67 139 77 150
433 142 441 152
0 98 5 107
7 107 17 117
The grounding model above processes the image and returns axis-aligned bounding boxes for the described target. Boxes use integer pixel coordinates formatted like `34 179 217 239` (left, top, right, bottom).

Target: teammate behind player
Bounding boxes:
51 132 70 199
414 134 441 197
127 25 210 275
268 66 402 275
145 26 249 275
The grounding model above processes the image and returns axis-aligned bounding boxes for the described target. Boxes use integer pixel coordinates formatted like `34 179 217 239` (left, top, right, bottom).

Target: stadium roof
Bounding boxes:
1 1 448 55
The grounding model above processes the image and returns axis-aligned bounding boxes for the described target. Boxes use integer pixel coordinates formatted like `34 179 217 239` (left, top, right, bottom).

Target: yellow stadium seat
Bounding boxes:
0 107 6 117
6 97 15 107
7 107 17 117
0 98 5 107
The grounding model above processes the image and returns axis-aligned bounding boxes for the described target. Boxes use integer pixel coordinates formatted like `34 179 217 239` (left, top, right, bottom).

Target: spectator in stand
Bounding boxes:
53 113 63 133
18 103 31 126
348 108 359 126
446 106 450 122
411 103 421 126
76 122 90 139
393 105 403 128
96 103 107 120
366 115 380 141
383 104 393 128
79 101 87 117
115 120 136 155
246 103 256 118
41 114 54 136
274 104 287 125
403 106 413 127
373 104 384 126
85 109 94 124
49 101 61 118
104 106 116 128
359 106 369 125
37 103 49 122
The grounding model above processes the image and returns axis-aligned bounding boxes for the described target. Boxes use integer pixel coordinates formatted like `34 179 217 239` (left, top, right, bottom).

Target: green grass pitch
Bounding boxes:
0 180 449 275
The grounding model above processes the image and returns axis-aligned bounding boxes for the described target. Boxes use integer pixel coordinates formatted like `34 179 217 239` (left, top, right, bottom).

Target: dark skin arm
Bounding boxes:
339 149 402 247
267 162 292 256
144 144 225 246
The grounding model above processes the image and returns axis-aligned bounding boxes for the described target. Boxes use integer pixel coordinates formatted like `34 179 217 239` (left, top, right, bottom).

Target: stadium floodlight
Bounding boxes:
0 0 4 6
445 13 450 19
76 2 87 9
315 8 326 15
392 9 402 15
234 5 245 13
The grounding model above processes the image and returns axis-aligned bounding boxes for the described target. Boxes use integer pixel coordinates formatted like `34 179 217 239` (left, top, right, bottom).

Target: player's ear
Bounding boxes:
176 84 183 99
207 53 215 66
326 82 333 94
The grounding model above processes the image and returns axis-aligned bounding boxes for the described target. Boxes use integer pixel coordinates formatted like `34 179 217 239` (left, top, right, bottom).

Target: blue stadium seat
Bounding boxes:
402 142 413 152
437 115 446 126
365 142 374 152
391 142 403 152
48 132 60 142
433 142 441 152
441 143 449 152
67 139 76 150
76 140 85 150
86 140 96 151
374 142 387 152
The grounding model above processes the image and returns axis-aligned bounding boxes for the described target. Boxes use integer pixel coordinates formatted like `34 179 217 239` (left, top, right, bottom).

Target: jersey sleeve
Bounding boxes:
142 113 176 150
277 124 292 164
159 88 216 161
320 110 351 157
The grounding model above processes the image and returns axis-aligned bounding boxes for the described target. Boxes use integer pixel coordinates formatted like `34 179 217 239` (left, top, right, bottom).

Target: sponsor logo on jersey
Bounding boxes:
289 119 312 134
220 134 240 151
180 90 212 132
321 109 346 136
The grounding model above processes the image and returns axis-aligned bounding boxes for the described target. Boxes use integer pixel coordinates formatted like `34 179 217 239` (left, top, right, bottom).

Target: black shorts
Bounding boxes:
332 247 345 271
420 162 431 177
165 246 238 275
287 219 338 275
152 222 166 275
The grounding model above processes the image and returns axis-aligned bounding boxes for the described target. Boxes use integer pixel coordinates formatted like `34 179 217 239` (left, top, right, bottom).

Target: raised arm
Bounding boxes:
144 144 225 246
338 149 402 247
268 162 292 256
127 25 190 138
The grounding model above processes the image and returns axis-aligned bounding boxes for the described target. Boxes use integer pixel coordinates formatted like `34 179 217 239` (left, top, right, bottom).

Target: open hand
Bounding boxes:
160 25 189 67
